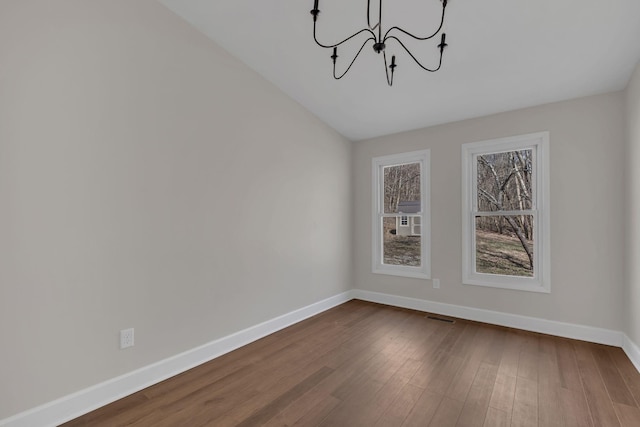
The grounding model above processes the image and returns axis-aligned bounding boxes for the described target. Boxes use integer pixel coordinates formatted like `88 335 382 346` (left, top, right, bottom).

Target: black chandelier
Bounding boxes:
310 0 449 86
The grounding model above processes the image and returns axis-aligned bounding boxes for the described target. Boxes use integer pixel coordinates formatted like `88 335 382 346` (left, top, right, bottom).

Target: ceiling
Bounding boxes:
158 0 640 141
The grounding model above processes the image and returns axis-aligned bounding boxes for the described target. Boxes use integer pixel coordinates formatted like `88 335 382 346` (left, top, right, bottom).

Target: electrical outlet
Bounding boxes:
433 278 440 289
120 328 134 349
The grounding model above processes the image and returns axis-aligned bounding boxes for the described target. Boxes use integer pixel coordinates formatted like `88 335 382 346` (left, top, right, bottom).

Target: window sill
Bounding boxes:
373 267 430 280
463 276 550 293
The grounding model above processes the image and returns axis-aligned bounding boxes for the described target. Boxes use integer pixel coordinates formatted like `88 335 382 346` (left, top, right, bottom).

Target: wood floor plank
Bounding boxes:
613 402 640 427
437 321 471 355
538 337 564 427
558 387 594 427
449 323 480 357
407 319 461 390
555 338 584 392
483 407 510 427
538 385 564 427
62 301 640 427
270 313 428 426
290 395 340 426
446 358 482 402
488 373 517 414
538 335 561 388
445 333 495 402
517 334 539 381
318 310 427 427
262 361 363 426
497 331 526 378
592 345 637 407
375 383 425 427
481 326 507 367
326 371 411 427
234 366 334 427
216 313 407 425
573 341 621 427
410 350 452 389
425 354 465 395
400 389 444 427
456 362 499 427
610 347 640 406
427 396 464 427
511 376 538 427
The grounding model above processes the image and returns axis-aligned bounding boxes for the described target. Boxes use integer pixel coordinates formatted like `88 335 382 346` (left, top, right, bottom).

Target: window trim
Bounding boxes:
372 150 431 279
461 132 550 293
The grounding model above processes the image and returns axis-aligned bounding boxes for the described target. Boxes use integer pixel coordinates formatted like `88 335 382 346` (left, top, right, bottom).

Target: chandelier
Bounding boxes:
310 0 449 86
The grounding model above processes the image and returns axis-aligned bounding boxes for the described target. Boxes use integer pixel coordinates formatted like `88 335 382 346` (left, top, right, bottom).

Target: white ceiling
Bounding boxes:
158 0 640 141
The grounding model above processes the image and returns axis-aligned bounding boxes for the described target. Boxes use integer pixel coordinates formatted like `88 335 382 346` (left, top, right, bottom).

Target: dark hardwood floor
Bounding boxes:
62 300 640 426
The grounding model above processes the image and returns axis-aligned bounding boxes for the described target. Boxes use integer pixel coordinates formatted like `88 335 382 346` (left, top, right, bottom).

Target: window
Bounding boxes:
372 150 430 278
462 132 550 292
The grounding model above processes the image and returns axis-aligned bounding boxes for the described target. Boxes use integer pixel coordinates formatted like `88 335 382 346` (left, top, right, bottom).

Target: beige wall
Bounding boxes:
0 0 352 418
354 92 626 330
0 0 636 421
625 62 640 346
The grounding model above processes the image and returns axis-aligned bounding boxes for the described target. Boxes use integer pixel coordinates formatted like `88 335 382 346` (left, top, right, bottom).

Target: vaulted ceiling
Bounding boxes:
159 0 640 141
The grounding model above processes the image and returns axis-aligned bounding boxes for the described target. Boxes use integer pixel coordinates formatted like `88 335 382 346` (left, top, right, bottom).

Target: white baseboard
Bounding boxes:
623 334 640 373
351 289 623 347
0 291 354 427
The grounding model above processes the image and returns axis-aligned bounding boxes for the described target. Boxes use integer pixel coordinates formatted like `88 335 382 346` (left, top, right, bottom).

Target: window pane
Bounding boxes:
475 215 533 277
383 216 421 266
477 150 532 212
412 216 421 235
383 162 421 214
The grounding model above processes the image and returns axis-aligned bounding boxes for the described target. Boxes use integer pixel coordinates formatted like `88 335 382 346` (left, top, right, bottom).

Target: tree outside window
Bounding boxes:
462 132 550 293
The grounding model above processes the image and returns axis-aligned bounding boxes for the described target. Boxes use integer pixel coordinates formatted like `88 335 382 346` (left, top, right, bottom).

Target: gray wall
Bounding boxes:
353 92 626 331
0 0 352 418
625 62 640 346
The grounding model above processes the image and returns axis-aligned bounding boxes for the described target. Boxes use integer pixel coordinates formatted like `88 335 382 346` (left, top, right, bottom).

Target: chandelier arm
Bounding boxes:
314 20 377 49
367 0 379 31
383 50 394 86
333 37 376 79
386 36 444 72
383 5 446 42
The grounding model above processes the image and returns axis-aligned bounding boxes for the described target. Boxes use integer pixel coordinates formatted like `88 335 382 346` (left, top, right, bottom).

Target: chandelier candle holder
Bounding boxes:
310 0 449 86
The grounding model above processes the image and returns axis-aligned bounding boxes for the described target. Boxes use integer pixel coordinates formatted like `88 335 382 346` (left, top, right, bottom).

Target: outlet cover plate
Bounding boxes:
120 328 134 349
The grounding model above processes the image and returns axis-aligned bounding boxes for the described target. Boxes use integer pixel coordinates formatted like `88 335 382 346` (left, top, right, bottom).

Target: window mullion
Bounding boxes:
473 209 537 217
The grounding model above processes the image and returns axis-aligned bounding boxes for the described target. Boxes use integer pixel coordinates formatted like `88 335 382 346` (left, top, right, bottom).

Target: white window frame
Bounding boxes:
372 150 431 279
462 132 550 293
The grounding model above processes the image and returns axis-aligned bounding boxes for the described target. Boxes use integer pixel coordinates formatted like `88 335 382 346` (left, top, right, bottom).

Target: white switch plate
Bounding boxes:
433 279 440 289
120 328 134 349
